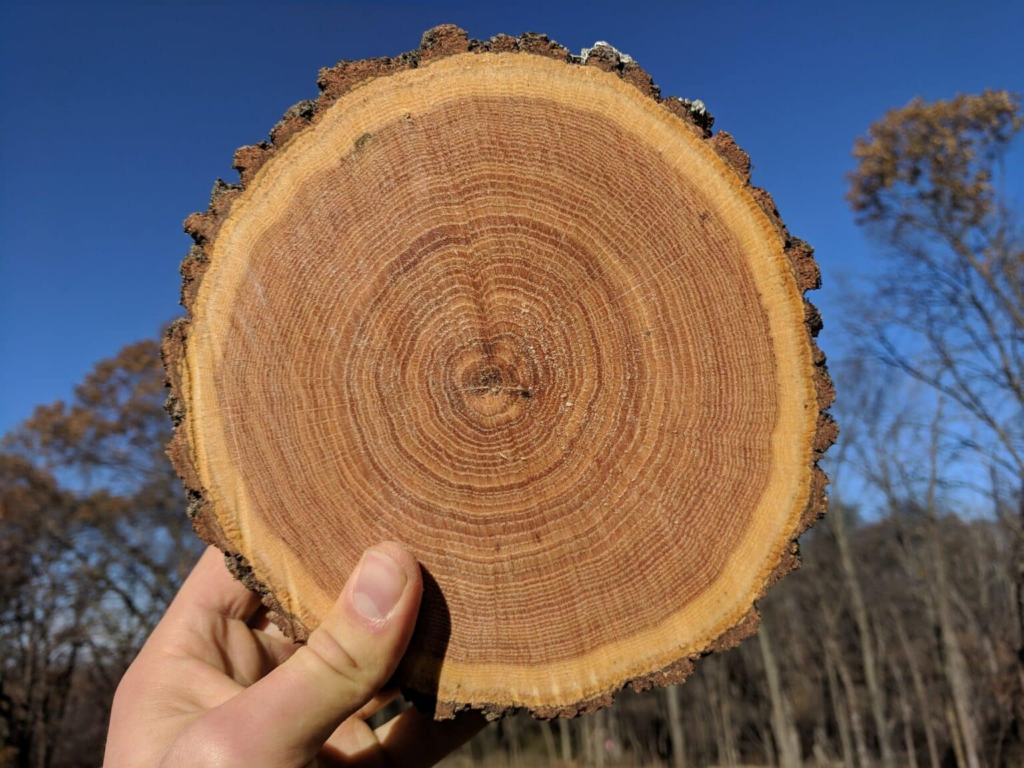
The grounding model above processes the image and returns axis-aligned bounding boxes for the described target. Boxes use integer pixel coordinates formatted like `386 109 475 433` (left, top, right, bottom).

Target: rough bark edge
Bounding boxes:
163 24 836 721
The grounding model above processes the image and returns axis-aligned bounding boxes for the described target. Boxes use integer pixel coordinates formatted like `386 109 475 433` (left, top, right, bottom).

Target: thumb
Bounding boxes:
184 542 423 768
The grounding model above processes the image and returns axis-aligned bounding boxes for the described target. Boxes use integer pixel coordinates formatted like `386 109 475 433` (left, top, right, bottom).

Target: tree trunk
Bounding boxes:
930 525 982 768
558 718 572 765
887 640 919 768
826 646 856 768
664 684 687 768
164 22 834 720
830 502 894 768
892 568 941 768
593 709 607 768
925 408 982 768
946 701 968 768
504 715 523 767
538 720 557 765
1014 476 1024 763
760 622 802 768
713 658 738 767
832 635 872 768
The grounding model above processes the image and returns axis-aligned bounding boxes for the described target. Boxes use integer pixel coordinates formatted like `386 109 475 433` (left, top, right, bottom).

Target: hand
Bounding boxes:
104 542 484 767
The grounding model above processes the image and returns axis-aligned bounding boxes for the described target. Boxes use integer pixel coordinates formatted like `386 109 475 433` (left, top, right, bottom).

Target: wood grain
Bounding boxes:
163 25 836 719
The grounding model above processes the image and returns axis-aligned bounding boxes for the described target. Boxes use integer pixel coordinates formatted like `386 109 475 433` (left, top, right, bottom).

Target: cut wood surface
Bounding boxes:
163 25 836 719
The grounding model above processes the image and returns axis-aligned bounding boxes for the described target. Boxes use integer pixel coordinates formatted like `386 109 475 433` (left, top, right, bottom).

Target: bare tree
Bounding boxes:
0 341 200 768
847 90 1023 476
848 88 1023 763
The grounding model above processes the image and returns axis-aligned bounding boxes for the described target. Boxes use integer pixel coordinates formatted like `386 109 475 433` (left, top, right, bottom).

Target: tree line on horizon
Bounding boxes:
1 90 1021 768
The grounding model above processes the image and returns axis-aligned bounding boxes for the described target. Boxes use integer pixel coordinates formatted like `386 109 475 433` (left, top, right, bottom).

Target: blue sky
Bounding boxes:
1 0 1022 434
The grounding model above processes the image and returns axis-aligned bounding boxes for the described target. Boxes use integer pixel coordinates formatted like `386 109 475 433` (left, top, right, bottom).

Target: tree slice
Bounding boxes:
163 25 836 720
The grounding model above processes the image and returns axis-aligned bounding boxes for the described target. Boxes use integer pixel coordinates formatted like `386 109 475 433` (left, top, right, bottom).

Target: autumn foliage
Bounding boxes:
0 341 202 768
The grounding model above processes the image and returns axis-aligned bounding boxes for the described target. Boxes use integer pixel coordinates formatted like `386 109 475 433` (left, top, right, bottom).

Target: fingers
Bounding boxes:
184 542 422 768
165 546 262 625
375 708 488 768
352 688 400 722
320 706 488 768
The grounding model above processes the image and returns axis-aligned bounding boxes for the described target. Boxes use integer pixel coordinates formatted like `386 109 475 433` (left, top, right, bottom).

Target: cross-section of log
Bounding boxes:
164 25 836 720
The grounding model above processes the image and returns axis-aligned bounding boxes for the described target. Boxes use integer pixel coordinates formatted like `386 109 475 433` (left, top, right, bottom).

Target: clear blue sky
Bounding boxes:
1 0 1021 434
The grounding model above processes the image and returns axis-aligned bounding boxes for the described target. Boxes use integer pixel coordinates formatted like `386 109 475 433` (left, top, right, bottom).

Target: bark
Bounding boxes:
165 22 835 720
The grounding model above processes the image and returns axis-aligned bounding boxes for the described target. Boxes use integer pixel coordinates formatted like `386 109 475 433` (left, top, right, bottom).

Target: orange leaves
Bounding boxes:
848 90 1022 235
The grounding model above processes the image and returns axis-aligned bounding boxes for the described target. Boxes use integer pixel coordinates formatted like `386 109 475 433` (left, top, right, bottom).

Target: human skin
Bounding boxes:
104 542 484 767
